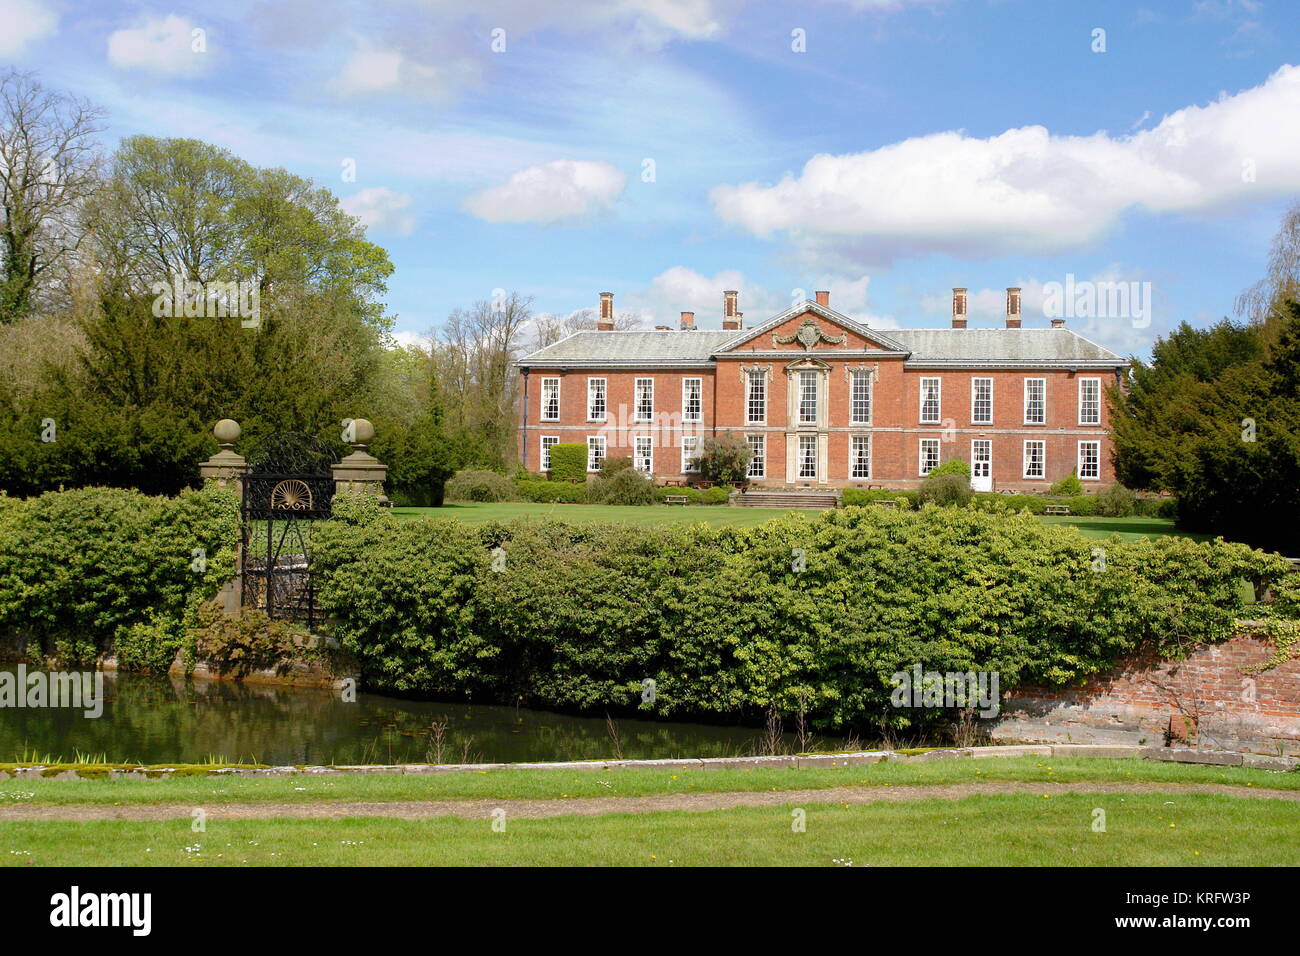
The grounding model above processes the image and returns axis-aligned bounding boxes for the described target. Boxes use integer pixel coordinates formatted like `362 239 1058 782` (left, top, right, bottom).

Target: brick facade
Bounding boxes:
993 633 1300 756
518 293 1126 490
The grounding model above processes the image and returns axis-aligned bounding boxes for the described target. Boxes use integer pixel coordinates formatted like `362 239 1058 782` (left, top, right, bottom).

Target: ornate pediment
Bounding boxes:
773 318 847 351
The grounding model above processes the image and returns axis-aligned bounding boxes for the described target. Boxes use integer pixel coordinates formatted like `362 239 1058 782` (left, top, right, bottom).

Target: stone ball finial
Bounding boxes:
349 418 375 444
213 419 240 444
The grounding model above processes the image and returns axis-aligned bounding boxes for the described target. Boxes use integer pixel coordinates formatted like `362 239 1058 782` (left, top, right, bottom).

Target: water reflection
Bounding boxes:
0 670 839 765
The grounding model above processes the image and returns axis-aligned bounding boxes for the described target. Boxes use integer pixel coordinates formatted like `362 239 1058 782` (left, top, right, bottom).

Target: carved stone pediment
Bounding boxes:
773 318 847 351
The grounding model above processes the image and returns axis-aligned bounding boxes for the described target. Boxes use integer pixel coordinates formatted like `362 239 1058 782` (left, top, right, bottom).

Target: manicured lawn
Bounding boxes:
3 792 1294 866
395 502 1202 540
4 756 1295 806
394 501 794 527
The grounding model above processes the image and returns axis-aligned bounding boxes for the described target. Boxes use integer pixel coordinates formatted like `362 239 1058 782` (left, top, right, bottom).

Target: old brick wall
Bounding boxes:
992 633 1300 756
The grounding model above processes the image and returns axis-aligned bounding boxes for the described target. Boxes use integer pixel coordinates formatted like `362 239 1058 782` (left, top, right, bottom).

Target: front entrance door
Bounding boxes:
971 439 992 491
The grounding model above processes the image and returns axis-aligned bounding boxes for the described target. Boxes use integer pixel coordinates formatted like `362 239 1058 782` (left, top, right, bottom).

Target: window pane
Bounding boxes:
920 378 941 423
851 436 870 478
1079 441 1100 479
683 378 702 422
798 435 817 477
588 379 606 420
972 378 992 424
635 378 653 422
919 439 939 475
799 371 818 424
851 371 872 424
747 371 766 423
746 435 765 478
1024 379 1045 424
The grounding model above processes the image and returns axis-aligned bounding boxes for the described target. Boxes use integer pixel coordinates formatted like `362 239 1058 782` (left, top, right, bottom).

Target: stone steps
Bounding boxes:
737 492 839 509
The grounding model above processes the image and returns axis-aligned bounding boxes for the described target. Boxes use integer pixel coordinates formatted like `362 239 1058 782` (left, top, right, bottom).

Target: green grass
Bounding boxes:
2 793 1294 866
395 501 794 527
3 756 1295 806
397 502 1201 538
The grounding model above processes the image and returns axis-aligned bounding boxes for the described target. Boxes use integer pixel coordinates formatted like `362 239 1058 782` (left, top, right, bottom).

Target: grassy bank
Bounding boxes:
3 791 1295 866
3 756 1295 805
396 502 1202 540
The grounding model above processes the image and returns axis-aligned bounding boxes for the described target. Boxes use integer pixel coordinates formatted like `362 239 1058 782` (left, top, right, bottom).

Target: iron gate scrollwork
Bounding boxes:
241 433 338 628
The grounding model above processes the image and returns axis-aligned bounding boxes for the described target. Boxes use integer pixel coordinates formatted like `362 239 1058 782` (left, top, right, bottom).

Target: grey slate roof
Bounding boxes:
518 321 1125 368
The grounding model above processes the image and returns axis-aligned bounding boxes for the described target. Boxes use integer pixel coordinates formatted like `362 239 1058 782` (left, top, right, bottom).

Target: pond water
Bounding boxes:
0 670 845 765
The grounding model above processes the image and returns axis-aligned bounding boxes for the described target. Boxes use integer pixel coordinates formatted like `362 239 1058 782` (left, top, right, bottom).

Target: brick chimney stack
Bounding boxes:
722 290 741 330
815 290 830 307
1050 317 1065 329
952 287 968 329
680 310 695 331
598 292 614 331
1005 287 1022 329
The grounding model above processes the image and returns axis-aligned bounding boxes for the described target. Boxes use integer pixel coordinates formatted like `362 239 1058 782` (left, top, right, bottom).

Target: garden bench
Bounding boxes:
873 499 899 509
1044 504 1071 515
664 495 689 505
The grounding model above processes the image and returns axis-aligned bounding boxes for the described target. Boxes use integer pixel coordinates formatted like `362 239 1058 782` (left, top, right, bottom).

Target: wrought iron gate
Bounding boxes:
241 433 338 628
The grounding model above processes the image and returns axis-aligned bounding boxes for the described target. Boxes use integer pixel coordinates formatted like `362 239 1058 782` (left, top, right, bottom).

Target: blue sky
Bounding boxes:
4 0 1299 357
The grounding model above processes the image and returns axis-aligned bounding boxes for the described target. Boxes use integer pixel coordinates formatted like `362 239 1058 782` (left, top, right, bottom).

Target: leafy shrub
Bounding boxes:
548 443 588 481
698 432 751 484
444 469 517 502
586 468 656 505
1096 484 1138 517
701 486 731 505
1050 472 1084 496
330 489 388 525
517 479 585 503
0 485 239 658
191 601 302 676
311 506 1295 731
919 473 972 507
841 488 919 509
114 614 184 672
598 456 634 479
930 459 971 478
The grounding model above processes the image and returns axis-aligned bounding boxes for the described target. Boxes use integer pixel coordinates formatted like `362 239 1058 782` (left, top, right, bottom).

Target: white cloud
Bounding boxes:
711 64 1300 262
108 14 210 75
0 0 56 57
621 267 895 328
327 37 482 103
340 187 418 235
464 160 627 224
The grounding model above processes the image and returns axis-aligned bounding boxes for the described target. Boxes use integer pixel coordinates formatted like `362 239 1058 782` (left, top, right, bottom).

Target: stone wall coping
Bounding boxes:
4 743 1295 779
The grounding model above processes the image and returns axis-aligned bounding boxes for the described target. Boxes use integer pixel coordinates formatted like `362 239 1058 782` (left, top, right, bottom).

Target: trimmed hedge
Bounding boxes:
0 485 240 667
445 469 518 502
548 443 587 481
312 504 1295 731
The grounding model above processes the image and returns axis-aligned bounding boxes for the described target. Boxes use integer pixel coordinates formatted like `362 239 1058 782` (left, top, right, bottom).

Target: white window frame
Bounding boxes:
746 434 765 478
1078 377 1101 426
1078 440 1101 481
920 377 941 424
746 371 766 425
1023 439 1046 479
540 378 560 422
918 437 940 476
587 435 606 472
634 435 653 473
682 435 700 473
850 435 871 479
971 377 993 425
850 370 872 425
587 378 607 422
1024 378 1046 425
634 377 654 423
682 377 702 423
540 435 559 471
797 434 818 479
798 370 819 425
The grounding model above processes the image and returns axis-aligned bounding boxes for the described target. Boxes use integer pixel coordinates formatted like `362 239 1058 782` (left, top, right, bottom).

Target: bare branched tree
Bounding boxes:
0 70 105 323
529 306 644 352
1235 199 1300 327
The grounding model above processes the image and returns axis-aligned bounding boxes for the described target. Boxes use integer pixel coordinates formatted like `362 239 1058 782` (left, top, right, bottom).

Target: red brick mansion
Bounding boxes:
516 288 1126 490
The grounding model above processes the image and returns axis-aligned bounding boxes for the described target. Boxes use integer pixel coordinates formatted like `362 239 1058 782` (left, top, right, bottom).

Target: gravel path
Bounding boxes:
1 781 1296 822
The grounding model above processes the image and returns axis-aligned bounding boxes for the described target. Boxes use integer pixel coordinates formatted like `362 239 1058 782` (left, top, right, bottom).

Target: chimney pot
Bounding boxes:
952 287 968 328
598 291 614 330
722 290 740 329
814 290 830 307
1050 317 1065 329
680 310 695 330
1005 286 1022 329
